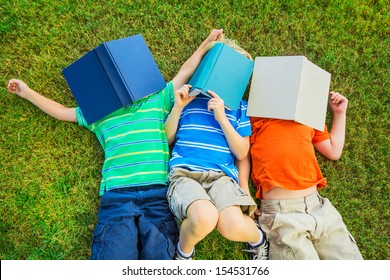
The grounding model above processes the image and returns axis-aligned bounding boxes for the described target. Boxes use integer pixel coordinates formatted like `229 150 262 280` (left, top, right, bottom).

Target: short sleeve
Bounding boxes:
76 107 94 131
312 124 330 144
235 100 252 137
160 81 175 118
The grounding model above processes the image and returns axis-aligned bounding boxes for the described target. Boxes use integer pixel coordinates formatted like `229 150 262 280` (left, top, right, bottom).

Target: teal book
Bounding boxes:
188 42 254 111
62 34 166 124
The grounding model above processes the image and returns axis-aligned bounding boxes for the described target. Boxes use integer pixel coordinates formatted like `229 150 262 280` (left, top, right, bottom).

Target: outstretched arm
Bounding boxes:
7 79 77 122
314 91 348 160
165 29 223 146
171 28 223 91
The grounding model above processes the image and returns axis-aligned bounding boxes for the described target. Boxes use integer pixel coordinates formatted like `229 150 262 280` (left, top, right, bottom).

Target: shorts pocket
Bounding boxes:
166 185 184 221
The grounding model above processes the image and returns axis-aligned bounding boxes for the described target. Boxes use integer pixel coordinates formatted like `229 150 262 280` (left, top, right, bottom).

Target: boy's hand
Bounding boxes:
207 90 227 123
206 29 223 43
174 84 195 110
329 91 348 115
7 79 30 98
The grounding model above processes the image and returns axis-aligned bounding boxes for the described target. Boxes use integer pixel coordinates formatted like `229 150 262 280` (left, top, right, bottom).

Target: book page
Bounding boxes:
295 58 330 131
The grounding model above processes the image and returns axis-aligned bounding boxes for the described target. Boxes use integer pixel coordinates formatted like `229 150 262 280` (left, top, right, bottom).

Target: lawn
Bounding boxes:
0 0 388 260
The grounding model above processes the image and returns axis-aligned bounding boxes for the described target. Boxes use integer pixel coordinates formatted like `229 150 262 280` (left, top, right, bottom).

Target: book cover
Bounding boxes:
247 56 331 131
62 34 166 124
188 42 254 111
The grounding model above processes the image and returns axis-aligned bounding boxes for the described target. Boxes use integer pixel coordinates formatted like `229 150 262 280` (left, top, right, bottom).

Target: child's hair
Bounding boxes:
205 34 253 61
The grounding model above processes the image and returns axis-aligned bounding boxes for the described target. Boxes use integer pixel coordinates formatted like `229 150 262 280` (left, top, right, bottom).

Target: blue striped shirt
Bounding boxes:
169 95 252 183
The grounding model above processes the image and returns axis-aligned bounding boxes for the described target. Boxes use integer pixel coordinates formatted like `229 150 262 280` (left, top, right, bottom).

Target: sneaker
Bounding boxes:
243 221 269 260
174 249 194 260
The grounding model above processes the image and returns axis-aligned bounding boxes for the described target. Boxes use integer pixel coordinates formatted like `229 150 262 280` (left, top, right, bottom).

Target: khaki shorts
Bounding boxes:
259 191 363 260
167 167 257 221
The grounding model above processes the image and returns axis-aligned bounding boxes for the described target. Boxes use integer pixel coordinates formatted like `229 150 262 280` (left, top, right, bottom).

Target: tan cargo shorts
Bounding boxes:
167 167 257 221
259 191 363 260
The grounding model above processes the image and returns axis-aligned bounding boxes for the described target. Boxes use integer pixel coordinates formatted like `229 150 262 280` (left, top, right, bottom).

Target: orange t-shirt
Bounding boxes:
250 118 330 199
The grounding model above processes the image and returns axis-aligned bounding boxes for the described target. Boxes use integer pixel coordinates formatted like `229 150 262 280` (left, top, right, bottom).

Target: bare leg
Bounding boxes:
179 199 219 254
217 205 260 243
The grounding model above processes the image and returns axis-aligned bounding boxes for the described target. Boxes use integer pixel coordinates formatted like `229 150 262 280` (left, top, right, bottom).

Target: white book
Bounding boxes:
247 56 331 131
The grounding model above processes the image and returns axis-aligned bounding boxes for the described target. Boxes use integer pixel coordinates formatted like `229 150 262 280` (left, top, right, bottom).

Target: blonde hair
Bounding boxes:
205 34 253 61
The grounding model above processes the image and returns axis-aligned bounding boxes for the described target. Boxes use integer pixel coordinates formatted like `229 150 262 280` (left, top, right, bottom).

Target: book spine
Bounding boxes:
293 56 304 119
190 43 222 95
95 45 132 106
200 43 224 98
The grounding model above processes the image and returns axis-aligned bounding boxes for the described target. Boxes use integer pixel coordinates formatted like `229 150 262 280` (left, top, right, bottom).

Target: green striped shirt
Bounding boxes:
76 82 174 195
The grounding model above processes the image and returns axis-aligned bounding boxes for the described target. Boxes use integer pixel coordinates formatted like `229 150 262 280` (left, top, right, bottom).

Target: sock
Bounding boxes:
177 241 194 257
248 229 265 247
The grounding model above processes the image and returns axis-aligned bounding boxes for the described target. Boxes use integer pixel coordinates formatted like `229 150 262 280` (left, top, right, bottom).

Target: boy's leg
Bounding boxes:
259 194 321 260
260 210 319 260
208 174 268 259
167 168 219 257
179 199 219 254
91 189 139 260
138 185 179 260
207 174 259 243
313 197 363 260
217 206 260 243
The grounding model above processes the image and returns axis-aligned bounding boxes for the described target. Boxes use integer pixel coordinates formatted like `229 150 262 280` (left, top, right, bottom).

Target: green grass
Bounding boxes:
0 0 388 260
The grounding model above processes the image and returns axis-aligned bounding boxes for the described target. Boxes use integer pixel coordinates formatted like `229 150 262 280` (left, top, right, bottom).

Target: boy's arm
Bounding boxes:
236 154 251 195
236 154 260 218
164 84 195 145
7 79 77 122
171 29 223 91
165 29 223 146
207 90 249 160
314 91 348 160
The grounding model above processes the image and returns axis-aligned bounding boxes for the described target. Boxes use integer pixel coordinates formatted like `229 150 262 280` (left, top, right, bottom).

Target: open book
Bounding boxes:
188 42 254 111
247 56 331 131
62 34 166 124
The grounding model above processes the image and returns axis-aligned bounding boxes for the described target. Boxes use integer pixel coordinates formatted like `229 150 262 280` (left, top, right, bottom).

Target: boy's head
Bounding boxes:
205 34 253 61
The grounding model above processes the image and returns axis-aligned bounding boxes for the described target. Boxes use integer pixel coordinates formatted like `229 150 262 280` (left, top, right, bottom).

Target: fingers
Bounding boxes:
207 91 225 112
207 90 221 99
7 80 19 93
176 84 192 98
329 91 348 104
208 28 223 41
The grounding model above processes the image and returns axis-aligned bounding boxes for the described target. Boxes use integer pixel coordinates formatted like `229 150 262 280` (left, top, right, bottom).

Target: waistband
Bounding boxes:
260 191 322 213
108 184 168 193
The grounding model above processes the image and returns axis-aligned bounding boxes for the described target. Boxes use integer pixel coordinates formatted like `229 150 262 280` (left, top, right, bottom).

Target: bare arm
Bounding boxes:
7 79 77 122
236 154 259 218
171 29 223 91
236 154 251 194
165 29 223 145
314 91 348 160
164 84 195 145
207 90 249 160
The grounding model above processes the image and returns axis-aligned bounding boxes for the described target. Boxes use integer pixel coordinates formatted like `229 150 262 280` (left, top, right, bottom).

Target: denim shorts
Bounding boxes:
91 185 179 260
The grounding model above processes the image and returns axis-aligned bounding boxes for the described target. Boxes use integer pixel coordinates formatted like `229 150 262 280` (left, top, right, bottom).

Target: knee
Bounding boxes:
217 212 249 240
187 201 219 234
218 216 241 237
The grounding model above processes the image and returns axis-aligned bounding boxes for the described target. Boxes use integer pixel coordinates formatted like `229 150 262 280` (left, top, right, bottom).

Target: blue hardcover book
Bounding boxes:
188 42 254 111
62 34 166 124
